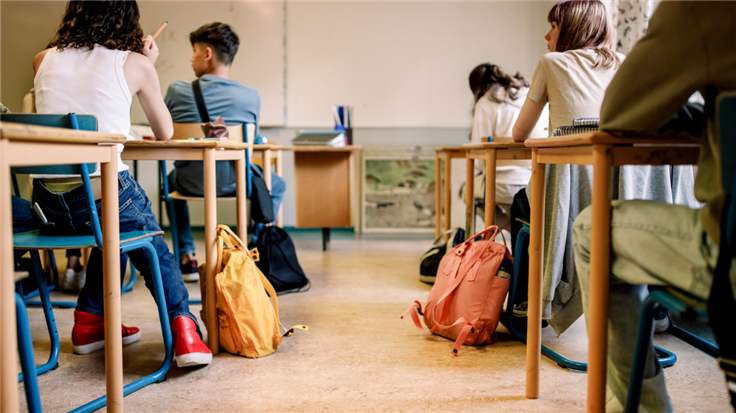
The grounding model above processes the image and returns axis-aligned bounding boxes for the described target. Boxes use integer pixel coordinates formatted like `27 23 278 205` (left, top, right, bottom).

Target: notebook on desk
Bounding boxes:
292 131 346 147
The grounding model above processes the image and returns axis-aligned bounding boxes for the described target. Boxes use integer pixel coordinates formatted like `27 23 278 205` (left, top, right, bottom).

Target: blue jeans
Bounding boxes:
166 164 285 258
33 171 198 327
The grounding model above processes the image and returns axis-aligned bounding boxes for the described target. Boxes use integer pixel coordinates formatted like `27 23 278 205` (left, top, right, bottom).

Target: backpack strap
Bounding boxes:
400 301 425 331
191 79 210 122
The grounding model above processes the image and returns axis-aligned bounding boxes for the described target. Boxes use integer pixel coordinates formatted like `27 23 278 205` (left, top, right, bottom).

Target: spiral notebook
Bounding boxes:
551 118 599 136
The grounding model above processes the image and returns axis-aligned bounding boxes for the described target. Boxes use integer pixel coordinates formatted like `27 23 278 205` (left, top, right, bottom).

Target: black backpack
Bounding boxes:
253 226 310 294
419 228 465 284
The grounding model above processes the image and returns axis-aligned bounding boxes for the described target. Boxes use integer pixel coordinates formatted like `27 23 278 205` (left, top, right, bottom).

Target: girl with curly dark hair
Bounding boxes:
32 0 212 368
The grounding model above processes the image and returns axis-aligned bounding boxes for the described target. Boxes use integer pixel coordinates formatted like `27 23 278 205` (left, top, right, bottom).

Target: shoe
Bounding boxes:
419 274 436 284
511 301 549 329
653 306 670 334
72 310 141 355
513 301 528 317
172 316 212 367
62 267 86 292
180 260 199 283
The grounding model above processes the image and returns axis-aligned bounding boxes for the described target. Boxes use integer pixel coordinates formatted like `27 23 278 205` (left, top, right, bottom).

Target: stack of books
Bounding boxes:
332 105 352 130
551 117 599 136
292 131 346 147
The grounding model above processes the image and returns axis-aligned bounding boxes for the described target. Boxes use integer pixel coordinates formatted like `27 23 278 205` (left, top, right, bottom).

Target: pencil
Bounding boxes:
152 21 168 40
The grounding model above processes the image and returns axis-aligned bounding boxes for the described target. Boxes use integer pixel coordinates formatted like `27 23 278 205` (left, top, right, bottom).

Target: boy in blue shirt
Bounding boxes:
165 22 285 281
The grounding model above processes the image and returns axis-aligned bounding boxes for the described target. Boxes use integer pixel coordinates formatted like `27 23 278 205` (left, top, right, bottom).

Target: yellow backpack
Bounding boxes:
200 225 307 358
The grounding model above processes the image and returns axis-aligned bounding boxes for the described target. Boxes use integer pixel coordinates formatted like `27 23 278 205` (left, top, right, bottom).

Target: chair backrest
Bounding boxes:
1 113 98 175
0 113 103 248
171 122 253 143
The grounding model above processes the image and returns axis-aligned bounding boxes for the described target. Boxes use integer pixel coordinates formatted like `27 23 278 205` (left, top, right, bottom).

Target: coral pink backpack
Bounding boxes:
402 226 511 355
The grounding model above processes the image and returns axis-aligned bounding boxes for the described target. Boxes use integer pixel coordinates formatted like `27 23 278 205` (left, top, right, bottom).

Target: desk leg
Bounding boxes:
526 148 545 399
101 146 123 412
587 145 613 412
435 152 441 239
444 151 452 242
465 151 474 237
485 149 497 232
203 148 219 354
235 152 248 244
276 150 284 227
264 149 272 191
0 139 19 413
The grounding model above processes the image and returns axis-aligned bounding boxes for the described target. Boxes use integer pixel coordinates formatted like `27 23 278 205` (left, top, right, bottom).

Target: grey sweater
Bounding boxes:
527 164 701 337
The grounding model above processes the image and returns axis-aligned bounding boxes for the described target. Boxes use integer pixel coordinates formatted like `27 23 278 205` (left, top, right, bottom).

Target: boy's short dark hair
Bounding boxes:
189 22 239 65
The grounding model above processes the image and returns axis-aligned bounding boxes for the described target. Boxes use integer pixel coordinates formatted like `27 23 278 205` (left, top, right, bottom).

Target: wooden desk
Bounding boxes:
434 146 485 241
523 132 700 411
252 144 286 227
0 122 125 412
281 145 361 250
122 140 248 355
461 140 531 236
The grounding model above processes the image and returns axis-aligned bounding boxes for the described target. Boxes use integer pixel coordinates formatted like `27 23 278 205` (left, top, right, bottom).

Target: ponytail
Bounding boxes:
469 63 529 104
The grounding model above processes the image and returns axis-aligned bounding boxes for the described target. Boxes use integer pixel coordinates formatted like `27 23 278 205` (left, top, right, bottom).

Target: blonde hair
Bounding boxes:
548 0 620 68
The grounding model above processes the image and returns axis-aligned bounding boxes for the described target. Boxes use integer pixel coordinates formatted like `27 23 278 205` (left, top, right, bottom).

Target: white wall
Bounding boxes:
1 0 555 230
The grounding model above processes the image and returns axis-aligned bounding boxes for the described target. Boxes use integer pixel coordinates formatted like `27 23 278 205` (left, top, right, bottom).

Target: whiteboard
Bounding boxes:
133 1 285 126
286 1 550 128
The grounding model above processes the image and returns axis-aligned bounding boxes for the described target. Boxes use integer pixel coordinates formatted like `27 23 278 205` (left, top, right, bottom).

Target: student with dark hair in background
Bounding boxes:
467 63 547 231
164 22 286 282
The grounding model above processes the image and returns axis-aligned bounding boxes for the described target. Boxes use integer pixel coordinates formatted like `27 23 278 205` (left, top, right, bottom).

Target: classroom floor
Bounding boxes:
18 230 731 412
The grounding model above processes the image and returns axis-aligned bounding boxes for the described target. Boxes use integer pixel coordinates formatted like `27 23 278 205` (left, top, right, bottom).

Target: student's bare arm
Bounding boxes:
32 49 50 74
124 52 173 140
512 98 545 142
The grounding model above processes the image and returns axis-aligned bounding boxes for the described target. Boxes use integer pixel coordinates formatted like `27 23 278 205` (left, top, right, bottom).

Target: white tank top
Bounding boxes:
34 46 132 176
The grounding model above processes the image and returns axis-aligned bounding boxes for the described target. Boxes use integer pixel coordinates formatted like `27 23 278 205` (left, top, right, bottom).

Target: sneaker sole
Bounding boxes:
176 352 213 367
73 331 142 355
182 272 199 283
419 275 436 284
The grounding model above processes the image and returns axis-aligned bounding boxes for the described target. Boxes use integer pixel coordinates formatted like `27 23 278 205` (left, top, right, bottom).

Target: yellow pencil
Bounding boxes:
152 21 168 40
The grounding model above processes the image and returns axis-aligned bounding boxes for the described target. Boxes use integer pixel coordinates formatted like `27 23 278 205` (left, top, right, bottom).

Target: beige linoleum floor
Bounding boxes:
17 231 731 412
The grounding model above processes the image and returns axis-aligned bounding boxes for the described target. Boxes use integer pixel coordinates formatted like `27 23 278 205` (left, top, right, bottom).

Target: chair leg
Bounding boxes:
668 322 719 358
625 295 660 413
121 259 137 293
24 250 76 308
18 251 61 384
69 242 174 413
503 227 676 374
16 293 43 413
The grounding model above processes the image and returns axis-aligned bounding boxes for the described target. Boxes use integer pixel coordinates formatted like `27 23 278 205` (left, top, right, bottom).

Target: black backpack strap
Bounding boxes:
191 79 209 123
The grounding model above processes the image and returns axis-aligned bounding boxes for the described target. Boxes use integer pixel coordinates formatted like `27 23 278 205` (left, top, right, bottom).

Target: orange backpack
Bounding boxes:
403 226 511 355
200 225 307 358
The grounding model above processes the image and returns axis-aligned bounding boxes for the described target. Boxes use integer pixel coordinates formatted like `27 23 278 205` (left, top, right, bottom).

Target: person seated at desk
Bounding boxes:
32 0 211 367
164 22 285 281
7 94 88 292
466 63 547 232
511 0 699 336
572 1 736 411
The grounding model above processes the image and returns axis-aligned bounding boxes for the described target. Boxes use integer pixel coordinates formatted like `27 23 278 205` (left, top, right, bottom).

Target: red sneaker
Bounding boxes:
72 310 141 355
172 316 212 367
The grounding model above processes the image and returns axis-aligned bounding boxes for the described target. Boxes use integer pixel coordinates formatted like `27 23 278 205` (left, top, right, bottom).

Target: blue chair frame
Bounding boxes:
501 224 677 372
159 124 253 306
16 291 43 413
5 113 173 413
625 92 736 412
